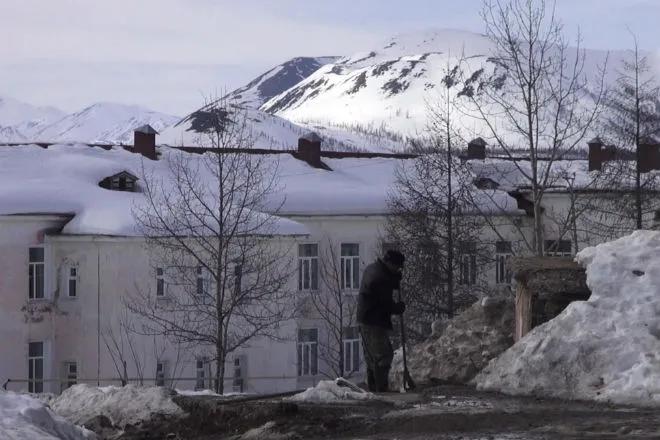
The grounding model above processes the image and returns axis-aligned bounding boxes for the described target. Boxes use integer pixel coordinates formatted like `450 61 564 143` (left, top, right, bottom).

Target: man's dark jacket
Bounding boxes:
357 259 404 330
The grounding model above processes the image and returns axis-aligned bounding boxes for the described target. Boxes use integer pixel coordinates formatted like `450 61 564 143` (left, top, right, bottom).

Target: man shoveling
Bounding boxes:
357 250 406 392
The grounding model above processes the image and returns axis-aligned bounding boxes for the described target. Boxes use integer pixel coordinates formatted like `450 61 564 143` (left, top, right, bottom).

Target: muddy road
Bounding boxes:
115 385 660 439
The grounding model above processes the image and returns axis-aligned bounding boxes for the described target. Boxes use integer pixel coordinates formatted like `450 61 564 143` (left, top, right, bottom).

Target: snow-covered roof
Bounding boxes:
0 144 309 236
0 144 524 236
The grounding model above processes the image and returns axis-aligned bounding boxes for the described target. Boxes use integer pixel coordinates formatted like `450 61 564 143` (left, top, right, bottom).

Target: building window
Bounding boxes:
104 172 138 192
340 244 360 291
62 362 77 391
458 242 477 286
156 268 165 297
67 267 78 298
495 241 512 285
28 342 44 393
343 326 361 374
155 361 166 387
232 355 245 393
234 263 243 296
195 358 208 390
297 328 318 376
28 247 45 300
544 239 572 257
196 266 205 297
194 266 212 304
298 244 319 291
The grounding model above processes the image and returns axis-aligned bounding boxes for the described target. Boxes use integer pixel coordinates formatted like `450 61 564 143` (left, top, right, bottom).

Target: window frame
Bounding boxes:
458 242 477 286
340 243 361 292
195 357 208 390
232 355 246 392
28 246 45 300
342 326 361 374
67 266 78 298
155 360 166 387
297 328 319 377
194 266 212 304
156 267 165 297
298 243 319 292
233 263 243 296
62 361 77 391
28 341 44 393
495 241 513 285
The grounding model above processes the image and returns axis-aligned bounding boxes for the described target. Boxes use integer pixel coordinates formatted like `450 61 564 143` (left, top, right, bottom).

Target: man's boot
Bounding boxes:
366 368 376 392
374 365 390 392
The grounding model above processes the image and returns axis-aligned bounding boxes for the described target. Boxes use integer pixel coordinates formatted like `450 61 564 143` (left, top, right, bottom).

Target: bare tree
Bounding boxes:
596 34 660 230
387 137 489 342
102 310 145 386
127 97 295 393
309 236 360 378
462 0 607 255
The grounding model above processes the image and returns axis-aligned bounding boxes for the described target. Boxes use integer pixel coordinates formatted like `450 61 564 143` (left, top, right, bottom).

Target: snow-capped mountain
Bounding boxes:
0 96 65 127
0 98 180 144
33 103 179 144
227 56 339 108
261 29 621 138
0 96 66 142
159 103 404 152
161 54 405 152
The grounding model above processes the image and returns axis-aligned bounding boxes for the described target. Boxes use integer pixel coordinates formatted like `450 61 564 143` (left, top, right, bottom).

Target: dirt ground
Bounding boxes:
113 385 660 440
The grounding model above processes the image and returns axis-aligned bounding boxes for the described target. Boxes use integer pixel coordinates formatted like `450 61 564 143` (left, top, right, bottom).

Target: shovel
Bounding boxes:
398 287 416 391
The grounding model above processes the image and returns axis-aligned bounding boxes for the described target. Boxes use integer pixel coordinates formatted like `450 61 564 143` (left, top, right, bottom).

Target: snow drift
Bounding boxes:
476 231 660 406
0 390 95 440
288 379 380 403
390 294 514 389
49 384 185 430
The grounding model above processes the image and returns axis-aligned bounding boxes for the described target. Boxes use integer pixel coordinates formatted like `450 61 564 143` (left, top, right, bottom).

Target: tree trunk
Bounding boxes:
533 196 544 256
446 121 454 318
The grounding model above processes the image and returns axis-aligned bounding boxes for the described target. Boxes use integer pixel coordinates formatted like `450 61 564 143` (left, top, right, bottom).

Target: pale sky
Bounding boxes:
2 0 659 115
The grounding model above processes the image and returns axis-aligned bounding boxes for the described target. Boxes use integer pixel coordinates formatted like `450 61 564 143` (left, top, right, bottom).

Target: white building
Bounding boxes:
0 131 652 395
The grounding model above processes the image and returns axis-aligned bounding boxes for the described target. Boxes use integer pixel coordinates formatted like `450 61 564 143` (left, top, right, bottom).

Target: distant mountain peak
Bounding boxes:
226 56 339 108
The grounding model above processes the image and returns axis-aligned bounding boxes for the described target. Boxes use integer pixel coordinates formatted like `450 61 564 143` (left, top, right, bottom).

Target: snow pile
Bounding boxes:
0 390 95 440
175 388 220 397
476 231 660 406
49 384 185 429
288 379 380 403
390 294 514 389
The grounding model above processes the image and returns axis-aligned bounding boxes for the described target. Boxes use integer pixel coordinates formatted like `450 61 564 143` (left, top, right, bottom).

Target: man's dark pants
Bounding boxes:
360 324 393 392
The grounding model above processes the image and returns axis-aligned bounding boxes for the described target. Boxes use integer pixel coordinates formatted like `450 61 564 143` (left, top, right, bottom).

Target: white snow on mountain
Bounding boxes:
261 29 627 140
160 54 406 152
0 96 65 128
160 104 405 152
226 56 339 108
33 102 180 144
476 230 660 407
0 98 179 144
0 96 66 142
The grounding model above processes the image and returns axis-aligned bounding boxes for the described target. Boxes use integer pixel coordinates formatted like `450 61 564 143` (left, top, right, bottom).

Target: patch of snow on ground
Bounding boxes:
174 388 220 396
49 384 185 429
476 230 660 406
287 379 380 403
0 390 95 440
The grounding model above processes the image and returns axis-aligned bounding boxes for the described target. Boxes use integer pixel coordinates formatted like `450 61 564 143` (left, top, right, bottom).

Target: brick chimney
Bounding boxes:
639 137 660 173
467 137 487 160
297 132 325 169
134 124 158 160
